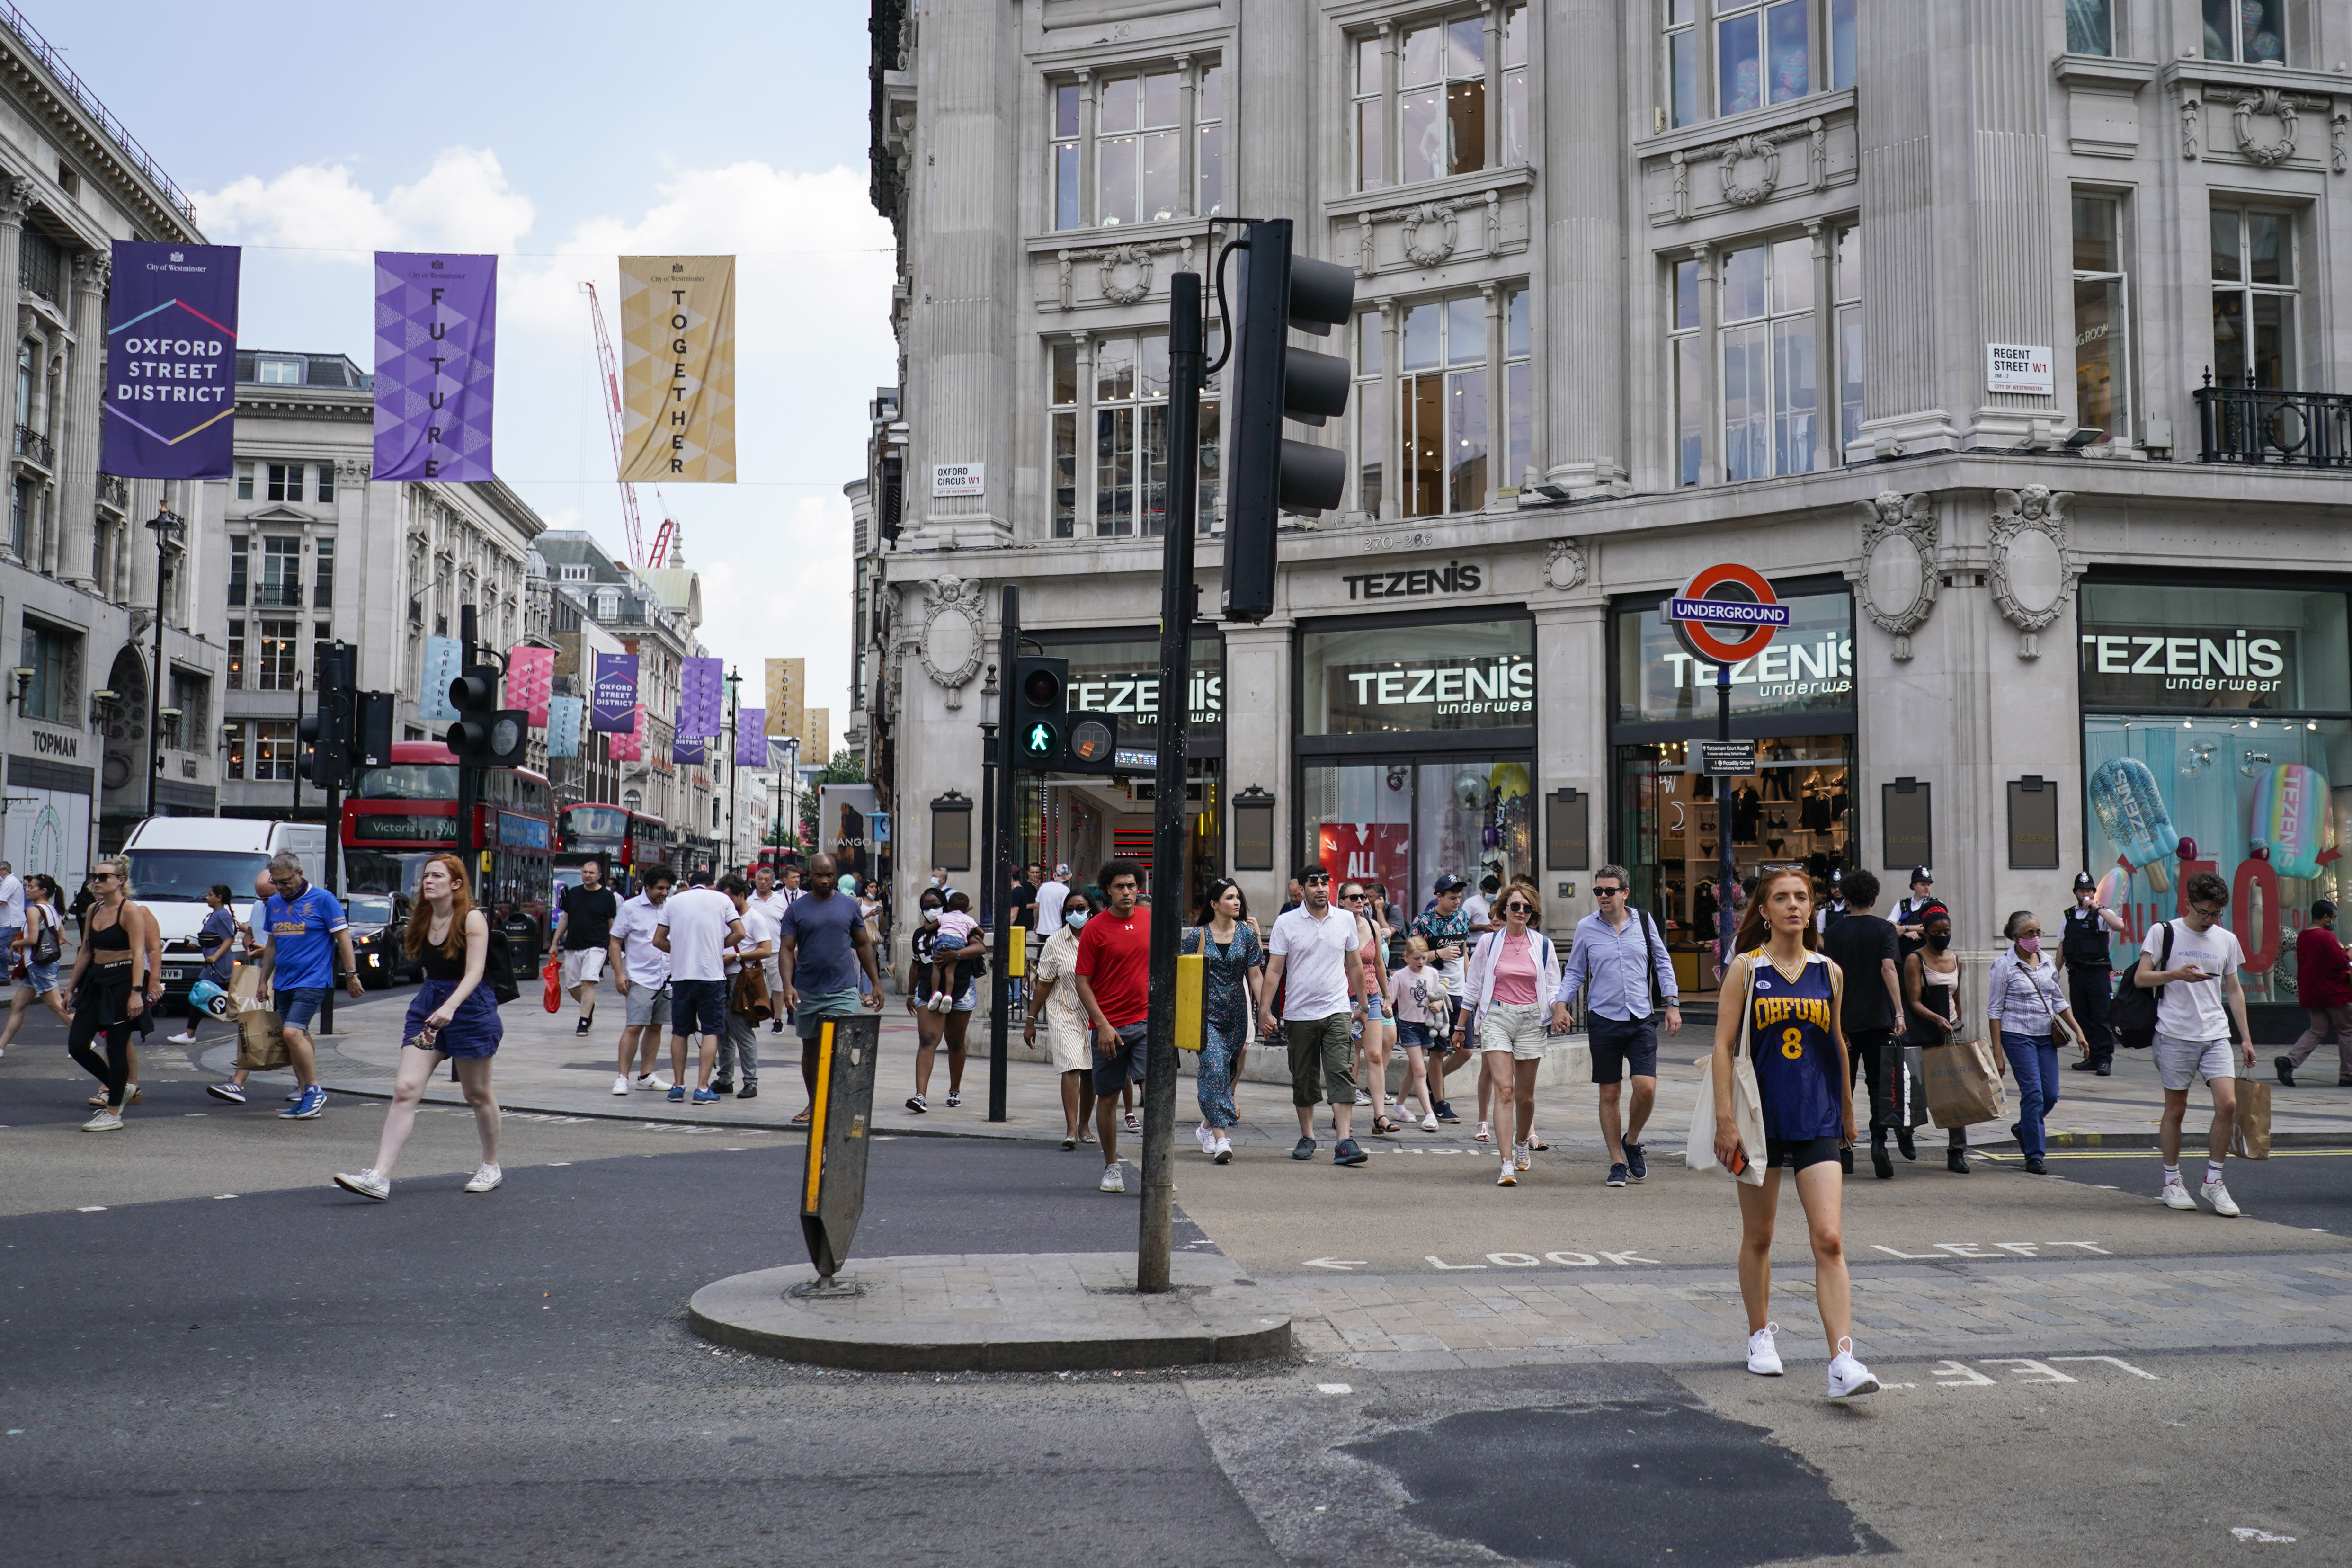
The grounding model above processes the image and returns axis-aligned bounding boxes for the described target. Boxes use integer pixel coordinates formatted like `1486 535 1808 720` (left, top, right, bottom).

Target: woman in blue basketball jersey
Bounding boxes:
1709 866 1879 1399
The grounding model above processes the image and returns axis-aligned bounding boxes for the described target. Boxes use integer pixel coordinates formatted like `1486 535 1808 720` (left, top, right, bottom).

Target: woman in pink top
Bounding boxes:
1461 888 1563 1185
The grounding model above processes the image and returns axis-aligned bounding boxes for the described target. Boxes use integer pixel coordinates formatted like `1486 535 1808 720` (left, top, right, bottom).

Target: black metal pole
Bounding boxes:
1717 663 1735 961
726 670 739 873
979 721 998 931
988 586 1019 1123
145 512 174 820
1138 270 1202 1294
291 676 304 820
458 602 481 908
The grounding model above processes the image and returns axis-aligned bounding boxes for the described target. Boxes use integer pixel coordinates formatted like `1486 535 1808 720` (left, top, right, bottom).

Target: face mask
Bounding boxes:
1926 932 1951 952
923 908 940 924
2015 935 2041 954
1065 910 1089 931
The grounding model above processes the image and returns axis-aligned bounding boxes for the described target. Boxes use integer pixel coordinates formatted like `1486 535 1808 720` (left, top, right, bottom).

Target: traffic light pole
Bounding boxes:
1137 271 1203 1295
457 604 482 914
987 585 1020 1123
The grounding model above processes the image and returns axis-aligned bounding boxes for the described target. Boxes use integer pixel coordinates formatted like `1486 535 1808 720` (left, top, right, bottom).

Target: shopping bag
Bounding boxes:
542 956 562 1014
235 1006 290 1072
1685 963 1767 1186
187 978 231 1020
1923 1040 2005 1128
1898 1044 1933 1129
2231 1069 2273 1160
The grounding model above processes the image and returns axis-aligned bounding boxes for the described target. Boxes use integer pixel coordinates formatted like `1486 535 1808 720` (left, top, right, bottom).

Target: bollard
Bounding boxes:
796 1013 882 1294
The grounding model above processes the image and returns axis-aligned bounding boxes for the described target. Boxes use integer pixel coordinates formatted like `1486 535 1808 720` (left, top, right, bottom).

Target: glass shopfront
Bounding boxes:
1610 580 1856 992
1300 613 1535 917
2079 578 2352 1004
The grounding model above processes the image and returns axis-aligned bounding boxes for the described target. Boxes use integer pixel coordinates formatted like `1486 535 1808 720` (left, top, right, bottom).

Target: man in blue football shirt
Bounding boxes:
253 851 365 1120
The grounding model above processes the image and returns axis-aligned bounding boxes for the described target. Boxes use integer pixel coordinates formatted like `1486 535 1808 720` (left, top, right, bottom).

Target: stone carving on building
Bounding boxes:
1988 485 2075 660
1400 202 1461 267
2178 82 2202 160
1096 245 1155 305
917 575 987 709
1718 134 1782 206
2232 88 2301 168
1851 491 1937 662
2335 102 2351 173
1542 536 1588 593
1354 187 1503 276
1668 117 1826 221
1052 237 1194 311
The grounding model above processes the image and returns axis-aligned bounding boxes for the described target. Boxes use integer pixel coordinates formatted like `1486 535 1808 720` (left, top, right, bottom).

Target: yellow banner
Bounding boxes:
764 657 804 740
619 255 736 482
802 707 829 767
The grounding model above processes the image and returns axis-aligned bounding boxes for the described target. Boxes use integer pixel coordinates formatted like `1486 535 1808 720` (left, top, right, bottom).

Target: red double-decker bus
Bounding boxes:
555 802 670 896
340 741 556 964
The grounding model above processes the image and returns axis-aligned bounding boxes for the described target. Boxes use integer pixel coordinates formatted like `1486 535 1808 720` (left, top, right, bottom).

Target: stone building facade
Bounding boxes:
863 0 2352 1022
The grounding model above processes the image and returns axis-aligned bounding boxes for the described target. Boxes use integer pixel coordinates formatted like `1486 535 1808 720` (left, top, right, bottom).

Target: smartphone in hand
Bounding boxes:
1725 1141 1749 1176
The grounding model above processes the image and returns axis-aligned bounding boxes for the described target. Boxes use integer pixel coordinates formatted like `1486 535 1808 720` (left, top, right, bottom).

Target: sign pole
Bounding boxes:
1137 271 1202 1295
1717 663 1735 962
1665 563 1789 971
988 585 1019 1123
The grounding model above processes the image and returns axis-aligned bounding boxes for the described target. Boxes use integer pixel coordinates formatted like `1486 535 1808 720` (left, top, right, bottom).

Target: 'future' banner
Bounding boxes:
101 241 240 479
373 252 496 482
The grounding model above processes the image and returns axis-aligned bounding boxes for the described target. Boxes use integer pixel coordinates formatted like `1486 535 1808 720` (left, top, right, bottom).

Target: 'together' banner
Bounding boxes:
102 242 241 479
374 252 496 482
619 255 735 482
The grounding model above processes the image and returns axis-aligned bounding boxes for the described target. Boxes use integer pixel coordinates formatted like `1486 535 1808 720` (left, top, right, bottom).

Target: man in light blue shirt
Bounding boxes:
1550 864 1681 1187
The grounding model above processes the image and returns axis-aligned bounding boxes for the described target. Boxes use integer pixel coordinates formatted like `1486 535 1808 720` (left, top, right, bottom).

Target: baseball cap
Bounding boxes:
1054 863 1070 877
1910 865 1933 885
2073 871 2096 892
1433 873 1469 895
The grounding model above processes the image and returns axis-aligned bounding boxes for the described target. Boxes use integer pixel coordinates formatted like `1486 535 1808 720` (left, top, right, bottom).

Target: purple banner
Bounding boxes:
590 653 639 733
373 252 496 481
101 241 241 479
734 709 768 768
672 727 708 766
679 657 724 737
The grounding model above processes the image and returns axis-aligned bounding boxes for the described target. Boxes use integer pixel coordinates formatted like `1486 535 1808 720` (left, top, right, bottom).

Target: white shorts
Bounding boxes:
2153 1032 2235 1091
560 947 607 990
1477 1000 1553 1061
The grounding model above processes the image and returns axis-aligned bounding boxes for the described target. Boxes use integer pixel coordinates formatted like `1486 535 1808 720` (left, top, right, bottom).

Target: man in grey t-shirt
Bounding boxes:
775 854 885 1125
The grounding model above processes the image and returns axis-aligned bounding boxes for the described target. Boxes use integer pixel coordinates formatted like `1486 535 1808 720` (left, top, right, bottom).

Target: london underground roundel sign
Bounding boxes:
1666 562 1791 666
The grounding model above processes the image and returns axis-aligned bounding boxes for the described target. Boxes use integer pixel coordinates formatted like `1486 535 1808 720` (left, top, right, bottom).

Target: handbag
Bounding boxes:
187 977 231 1020
2231 1061 2273 1160
1898 1043 1933 1129
543 955 563 1013
1923 1038 2005 1128
31 908 59 965
1686 955 1768 1185
484 929 520 1005
731 962 774 1022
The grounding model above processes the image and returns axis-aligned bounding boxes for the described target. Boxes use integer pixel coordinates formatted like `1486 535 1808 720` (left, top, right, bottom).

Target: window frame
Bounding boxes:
1050 328 1222 540
1668 221 1860 486
19 617 76 723
1661 0 1853 131
2210 202 2300 390
2202 0 2290 64
2071 189 2132 444
1368 284 1532 520
255 618 301 693
1353 5 1530 195
1048 56 1225 234
2065 0 2116 56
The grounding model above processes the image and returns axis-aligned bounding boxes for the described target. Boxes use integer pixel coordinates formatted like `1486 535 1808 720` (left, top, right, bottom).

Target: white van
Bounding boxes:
119 818 328 1002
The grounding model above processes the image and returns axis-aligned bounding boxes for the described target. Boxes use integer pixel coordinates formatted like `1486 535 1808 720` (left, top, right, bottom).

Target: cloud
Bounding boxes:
192 147 538 258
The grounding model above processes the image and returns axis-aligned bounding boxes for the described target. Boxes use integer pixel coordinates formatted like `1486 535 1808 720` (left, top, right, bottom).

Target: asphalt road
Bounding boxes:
8 1013 2352 1567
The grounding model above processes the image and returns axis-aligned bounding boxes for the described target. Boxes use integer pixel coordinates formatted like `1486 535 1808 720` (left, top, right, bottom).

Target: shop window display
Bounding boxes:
1305 757 1532 917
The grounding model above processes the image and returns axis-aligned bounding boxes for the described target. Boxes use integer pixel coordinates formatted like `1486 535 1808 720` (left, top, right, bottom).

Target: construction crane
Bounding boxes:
581 280 677 570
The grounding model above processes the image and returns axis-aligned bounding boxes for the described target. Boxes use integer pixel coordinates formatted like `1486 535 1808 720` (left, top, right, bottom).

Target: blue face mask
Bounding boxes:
1065 910 1089 931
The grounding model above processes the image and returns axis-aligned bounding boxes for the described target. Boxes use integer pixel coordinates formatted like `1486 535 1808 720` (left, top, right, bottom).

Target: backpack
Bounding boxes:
2106 921 2170 1050
484 927 521 1005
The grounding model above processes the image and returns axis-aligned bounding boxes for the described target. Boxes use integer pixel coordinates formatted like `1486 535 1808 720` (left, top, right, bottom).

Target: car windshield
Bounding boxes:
125 850 269 903
347 896 394 926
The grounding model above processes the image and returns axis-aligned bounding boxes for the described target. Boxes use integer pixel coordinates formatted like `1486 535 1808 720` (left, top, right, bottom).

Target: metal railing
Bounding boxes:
2195 372 2352 468
0 3 197 225
13 422 49 467
97 472 128 508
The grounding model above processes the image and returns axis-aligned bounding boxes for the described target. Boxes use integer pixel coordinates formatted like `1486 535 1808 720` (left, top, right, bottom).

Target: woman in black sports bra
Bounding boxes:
65 858 154 1131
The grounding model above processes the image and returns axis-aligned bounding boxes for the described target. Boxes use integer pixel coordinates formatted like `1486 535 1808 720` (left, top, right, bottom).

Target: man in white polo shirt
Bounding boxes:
1259 864 1369 1168
748 862 797 1035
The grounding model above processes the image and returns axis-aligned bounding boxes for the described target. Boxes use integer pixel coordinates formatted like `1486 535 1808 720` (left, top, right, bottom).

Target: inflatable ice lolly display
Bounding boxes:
2095 866 2130 911
2088 757 2179 892
2250 762 2330 880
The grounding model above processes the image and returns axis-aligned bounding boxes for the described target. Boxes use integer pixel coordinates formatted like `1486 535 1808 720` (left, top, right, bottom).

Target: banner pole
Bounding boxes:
988 585 1020 1123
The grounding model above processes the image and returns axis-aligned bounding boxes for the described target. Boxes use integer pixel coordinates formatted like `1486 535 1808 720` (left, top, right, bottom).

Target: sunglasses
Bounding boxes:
1342 892 1367 901
1503 902 1533 915
1593 886 1623 897
1302 874 1331 885
90 872 119 883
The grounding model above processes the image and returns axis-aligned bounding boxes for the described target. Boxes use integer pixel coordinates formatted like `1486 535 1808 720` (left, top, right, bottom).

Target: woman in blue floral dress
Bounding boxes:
1182 877 1263 1164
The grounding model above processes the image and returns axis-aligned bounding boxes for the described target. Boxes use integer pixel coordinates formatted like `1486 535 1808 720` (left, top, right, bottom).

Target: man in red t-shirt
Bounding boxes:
2281 899 2352 1087
1074 859 1152 1191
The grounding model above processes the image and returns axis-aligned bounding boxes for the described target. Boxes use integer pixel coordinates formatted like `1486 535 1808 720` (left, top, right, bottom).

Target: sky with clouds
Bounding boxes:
45 1 895 739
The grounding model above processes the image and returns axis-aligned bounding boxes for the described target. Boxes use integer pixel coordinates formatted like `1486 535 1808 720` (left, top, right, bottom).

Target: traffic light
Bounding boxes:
1221 217 1355 624
354 691 396 769
1011 656 1069 768
299 642 354 787
445 663 529 767
1061 711 1121 778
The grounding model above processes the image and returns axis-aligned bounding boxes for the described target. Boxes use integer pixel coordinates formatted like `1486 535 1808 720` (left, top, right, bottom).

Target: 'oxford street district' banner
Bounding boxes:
591 652 640 733
373 251 497 482
618 255 735 482
101 241 241 479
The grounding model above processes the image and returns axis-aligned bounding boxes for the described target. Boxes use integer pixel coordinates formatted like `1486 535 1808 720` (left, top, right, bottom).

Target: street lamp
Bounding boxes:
723 664 742 874
144 508 185 820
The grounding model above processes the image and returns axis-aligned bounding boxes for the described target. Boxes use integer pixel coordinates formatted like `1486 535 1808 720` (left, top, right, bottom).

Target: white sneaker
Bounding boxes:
1195 1123 1216 1154
334 1168 390 1201
1496 1158 1516 1187
1098 1164 1125 1194
1354 1089 1372 1106
81 1108 123 1132
2201 1178 2242 1217
1827 1339 1880 1398
464 1163 503 1194
1746 1323 1783 1376
634 1073 669 1092
1474 1120 1491 1143
1515 1140 1533 1172
1212 1135 1233 1165
1421 1112 1439 1132
611 1075 632 1096
166 1031 197 1045
2160 1181 2197 1210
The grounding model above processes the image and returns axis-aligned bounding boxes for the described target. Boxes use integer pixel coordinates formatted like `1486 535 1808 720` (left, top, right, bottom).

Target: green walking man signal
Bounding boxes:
1021 721 1059 759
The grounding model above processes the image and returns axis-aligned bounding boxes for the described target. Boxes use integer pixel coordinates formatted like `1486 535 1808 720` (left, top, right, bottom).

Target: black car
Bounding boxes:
347 894 417 989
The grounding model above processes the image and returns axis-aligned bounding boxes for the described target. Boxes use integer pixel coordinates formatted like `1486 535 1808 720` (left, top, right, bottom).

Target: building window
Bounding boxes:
2204 0 2287 62
314 537 335 608
1665 0 1853 129
1051 60 1224 232
9 477 27 560
561 563 590 582
228 537 247 606
18 618 75 722
228 619 245 690
2066 0 2113 55
1387 288 1529 517
316 463 336 504
235 460 254 501
1721 238 1817 481
2073 193 2129 441
267 462 303 503
1049 330 1221 539
2213 205 2295 389
260 535 302 607
1671 259 1702 485
165 670 208 752
256 619 300 692
1834 225 1862 456
596 588 620 620
256 358 304 386
231 719 297 782
1357 7 1528 192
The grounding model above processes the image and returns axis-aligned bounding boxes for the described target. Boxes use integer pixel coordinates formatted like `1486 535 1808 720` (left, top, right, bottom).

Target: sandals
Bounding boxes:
1372 1115 1402 1136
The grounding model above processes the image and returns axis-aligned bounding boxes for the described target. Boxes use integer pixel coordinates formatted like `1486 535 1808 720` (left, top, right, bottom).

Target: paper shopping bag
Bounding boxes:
1923 1040 2004 1129
2231 1073 2273 1160
235 1006 291 1072
1899 1043 1933 1129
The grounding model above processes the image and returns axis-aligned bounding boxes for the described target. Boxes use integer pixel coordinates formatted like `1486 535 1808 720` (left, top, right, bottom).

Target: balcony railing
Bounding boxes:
97 472 128 509
2195 374 2352 469
0 3 197 224
12 422 49 468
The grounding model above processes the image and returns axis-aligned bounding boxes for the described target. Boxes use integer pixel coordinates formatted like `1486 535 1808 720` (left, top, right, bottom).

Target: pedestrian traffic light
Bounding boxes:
354 690 396 769
1221 217 1355 624
1061 712 1121 778
1012 656 1069 769
299 642 355 787
445 663 528 767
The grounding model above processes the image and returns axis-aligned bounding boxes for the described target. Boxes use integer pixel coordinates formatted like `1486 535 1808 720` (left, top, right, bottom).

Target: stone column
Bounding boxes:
1693 247 1721 486
1237 0 1309 228
1481 282 1504 507
1542 0 1628 496
0 176 26 562
1177 57 1198 218
1531 597 1606 943
1378 300 1399 519
56 249 108 589
1219 622 1292 919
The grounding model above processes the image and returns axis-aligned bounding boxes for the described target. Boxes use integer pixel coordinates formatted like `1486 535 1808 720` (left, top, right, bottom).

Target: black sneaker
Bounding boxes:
710 1080 735 1097
1895 1125 1915 1160
1291 1137 1315 1161
2277 1055 2297 1087
1334 1138 1368 1167
905 1094 927 1114
736 1084 757 1099
1434 1100 1461 1125
1623 1141 1647 1182
575 1016 593 1036
2024 1156 2048 1175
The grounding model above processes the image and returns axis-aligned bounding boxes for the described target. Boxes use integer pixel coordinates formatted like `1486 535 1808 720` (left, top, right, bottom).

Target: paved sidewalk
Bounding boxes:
251 988 2352 1154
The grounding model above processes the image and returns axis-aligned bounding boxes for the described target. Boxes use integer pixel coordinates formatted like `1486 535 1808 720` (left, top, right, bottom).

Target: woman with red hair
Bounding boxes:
334 854 503 1201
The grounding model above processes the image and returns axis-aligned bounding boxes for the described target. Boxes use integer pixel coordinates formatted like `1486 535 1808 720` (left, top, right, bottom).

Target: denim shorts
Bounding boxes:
23 958 58 995
1395 1019 1434 1051
1092 1019 1150 1095
278 986 330 1031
